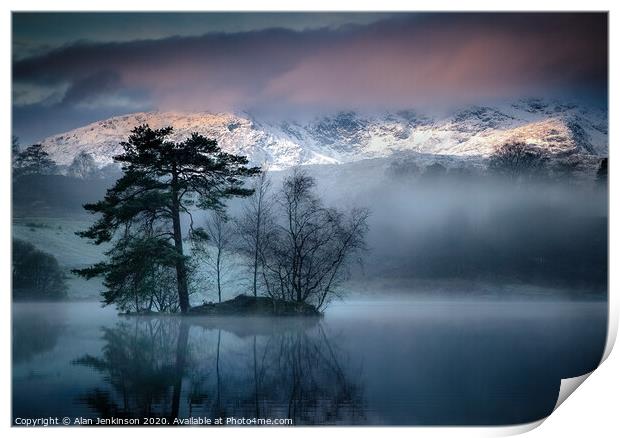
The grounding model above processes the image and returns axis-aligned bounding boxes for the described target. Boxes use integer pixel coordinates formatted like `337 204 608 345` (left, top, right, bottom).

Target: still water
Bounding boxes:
12 298 607 426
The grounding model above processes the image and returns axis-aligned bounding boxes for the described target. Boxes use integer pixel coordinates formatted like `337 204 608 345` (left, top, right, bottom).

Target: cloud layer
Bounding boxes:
13 13 607 143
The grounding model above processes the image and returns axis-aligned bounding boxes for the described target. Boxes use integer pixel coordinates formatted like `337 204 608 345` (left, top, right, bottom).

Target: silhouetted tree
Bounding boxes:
204 212 233 303
236 170 274 297
596 157 608 185
73 318 364 424
14 144 57 176
77 236 180 313
75 125 259 312
12 239 67 300
73 318 189 419
261 169 369 309
488 142 548 181
68 151 99 179
550 154 583 181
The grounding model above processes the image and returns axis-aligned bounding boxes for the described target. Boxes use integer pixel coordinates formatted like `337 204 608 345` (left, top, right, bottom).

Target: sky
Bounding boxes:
12 12 608 144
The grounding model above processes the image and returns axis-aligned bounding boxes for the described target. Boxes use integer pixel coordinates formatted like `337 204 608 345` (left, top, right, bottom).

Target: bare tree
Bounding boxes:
205 212 233 303
260 169 369 310
68 151 99 179
489 142 548 181
236 169 274 297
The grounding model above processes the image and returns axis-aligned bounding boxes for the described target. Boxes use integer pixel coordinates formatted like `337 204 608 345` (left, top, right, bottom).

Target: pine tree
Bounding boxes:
75 125 259 312
14 144 57 176
77 236 180 313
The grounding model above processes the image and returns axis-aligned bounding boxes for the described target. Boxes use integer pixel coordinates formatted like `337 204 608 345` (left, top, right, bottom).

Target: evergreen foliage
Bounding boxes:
14 144 57 176
75 125 259 312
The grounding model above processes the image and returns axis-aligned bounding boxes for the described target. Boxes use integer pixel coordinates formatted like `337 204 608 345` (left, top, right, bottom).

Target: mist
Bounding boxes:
259 159 608 297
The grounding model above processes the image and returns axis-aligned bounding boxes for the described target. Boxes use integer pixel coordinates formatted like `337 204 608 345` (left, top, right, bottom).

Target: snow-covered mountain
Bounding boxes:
40 98 607 171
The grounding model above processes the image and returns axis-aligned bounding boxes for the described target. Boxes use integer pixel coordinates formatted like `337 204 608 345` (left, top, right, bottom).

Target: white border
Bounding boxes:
2 1 617 437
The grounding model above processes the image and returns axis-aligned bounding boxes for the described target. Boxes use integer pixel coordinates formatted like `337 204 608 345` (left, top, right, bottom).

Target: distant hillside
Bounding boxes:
39 98 607 171
12 174 112 217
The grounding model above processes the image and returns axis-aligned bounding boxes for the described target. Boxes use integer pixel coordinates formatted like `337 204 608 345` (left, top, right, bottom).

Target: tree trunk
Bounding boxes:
252 202 261 297
216 249 222 303
170 321 189 420
253 335 260 417
171 171 190 313
216 329 222 413
252 245 259 297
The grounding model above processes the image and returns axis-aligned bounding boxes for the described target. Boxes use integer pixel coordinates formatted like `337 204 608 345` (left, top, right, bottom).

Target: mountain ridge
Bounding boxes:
39 98 608 171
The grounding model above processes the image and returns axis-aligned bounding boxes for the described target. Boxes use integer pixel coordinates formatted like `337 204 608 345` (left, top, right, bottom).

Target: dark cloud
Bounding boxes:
12 12 393 60
13 13 607 142
60 71 122 105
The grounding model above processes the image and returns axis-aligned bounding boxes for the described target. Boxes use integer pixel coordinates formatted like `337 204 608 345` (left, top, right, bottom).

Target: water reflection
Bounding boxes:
13 305 65 365
73 316 365 425
12 300 608 426
72 318 187 419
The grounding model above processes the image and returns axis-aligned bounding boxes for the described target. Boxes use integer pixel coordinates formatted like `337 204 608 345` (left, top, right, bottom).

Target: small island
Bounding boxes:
72 126 369 315
189 294 321 316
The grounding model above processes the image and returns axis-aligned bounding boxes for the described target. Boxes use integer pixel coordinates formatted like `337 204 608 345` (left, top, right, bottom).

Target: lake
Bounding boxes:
12 298 607 426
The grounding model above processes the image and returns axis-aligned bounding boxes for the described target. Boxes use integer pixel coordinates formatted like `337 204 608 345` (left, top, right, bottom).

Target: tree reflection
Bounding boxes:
74 317 365 425
13 306 65 365
73 317 189 419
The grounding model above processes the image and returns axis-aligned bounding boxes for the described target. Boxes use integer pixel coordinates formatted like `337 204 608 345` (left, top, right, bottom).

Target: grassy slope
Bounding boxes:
11 216 249 303
12 217 106 300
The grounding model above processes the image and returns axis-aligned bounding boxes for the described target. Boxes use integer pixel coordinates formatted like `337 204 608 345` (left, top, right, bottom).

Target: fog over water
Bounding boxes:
11 11 609 427
13 298 606 425
13 156 608 301
12 154 608 425
234 161 608 297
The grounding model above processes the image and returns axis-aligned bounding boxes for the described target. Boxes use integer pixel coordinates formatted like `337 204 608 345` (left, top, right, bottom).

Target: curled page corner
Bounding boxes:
488 373 594 438
554 304 614 410
601 307 618 363
553 371 593 411
494 418 547 436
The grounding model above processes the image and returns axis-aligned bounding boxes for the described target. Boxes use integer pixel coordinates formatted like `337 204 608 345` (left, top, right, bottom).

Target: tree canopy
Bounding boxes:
488 142 548 182
259 169 369 310
14 144 57 176
13 239 67 300
75 125 260 312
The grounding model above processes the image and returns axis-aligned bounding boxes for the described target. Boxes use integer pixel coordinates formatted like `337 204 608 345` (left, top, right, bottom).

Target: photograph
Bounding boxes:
10 10 609 428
